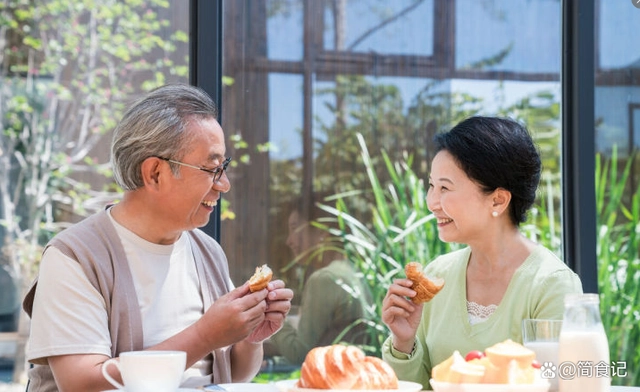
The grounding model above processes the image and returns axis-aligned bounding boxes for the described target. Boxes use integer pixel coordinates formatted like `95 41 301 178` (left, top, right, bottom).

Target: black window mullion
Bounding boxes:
561 0 597 293
190 0 223 242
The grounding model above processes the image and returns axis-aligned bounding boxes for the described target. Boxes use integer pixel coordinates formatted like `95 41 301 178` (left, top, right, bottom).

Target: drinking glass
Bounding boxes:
522 319 562 392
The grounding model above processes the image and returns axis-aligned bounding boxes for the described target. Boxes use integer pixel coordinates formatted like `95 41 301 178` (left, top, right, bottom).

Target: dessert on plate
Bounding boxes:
431 339 540 385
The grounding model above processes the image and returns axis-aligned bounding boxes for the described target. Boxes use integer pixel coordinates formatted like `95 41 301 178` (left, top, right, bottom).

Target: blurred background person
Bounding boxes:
264 193 373 367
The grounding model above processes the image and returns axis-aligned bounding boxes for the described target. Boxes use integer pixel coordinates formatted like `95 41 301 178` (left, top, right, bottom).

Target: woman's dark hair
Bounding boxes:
433 116 541 225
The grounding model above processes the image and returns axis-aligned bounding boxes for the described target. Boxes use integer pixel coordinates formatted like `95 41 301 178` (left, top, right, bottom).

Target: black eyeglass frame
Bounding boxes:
157 156 231 183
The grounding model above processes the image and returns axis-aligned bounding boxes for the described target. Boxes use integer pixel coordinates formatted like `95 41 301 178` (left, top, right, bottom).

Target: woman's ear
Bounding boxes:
492 187 512 214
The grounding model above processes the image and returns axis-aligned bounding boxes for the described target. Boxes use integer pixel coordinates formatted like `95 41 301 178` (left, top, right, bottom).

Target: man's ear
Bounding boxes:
492 187 512 214
140 157 163 189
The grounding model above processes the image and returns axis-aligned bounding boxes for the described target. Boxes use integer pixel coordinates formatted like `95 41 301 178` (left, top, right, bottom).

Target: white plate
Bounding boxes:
430 379 550 392
217 383 280 391
102 389 201 392
275 379 423 392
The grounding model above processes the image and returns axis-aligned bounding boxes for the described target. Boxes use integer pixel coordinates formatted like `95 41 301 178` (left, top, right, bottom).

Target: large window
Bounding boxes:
220 0 563 362
221 0 562 278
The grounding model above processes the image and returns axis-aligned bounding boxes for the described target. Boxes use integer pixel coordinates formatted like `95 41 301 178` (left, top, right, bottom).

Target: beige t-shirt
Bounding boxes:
27 212 215 387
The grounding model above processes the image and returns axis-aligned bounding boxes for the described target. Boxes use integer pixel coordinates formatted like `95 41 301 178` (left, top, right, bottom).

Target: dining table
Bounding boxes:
201 383 640 391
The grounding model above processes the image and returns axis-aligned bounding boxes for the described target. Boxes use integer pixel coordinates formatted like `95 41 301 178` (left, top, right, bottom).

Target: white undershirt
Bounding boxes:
27 211 212 387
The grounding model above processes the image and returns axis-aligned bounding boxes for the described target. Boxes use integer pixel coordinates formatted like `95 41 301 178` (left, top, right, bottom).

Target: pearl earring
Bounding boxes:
492 211 498 217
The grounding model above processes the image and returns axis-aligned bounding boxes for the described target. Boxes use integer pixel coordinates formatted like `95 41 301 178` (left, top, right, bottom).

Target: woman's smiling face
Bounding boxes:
426 150 494 244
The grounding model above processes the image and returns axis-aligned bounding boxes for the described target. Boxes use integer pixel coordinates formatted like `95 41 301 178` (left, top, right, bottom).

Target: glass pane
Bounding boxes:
324 0 435 55
456 0 560 73
269 74 305 160
595 0 640 386
221 0 562 375
268 1 304 60
599 1 640 69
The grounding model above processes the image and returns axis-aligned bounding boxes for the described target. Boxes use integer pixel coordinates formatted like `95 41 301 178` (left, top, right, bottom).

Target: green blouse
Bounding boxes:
382 245 583 390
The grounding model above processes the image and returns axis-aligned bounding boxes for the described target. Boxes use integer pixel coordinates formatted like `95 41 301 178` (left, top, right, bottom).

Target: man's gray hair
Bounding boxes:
111 84 218 190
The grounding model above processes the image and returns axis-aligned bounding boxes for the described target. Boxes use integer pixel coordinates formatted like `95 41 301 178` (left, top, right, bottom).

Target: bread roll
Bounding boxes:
248 264 273 292
298 345 399 390
405 262 444 303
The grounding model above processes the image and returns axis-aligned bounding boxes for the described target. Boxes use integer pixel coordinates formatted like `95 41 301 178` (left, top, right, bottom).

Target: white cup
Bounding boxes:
522 319 562 392
101 350 186 392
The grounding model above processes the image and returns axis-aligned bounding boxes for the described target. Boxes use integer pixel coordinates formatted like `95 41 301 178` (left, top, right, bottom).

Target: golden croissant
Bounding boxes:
405 261 444 303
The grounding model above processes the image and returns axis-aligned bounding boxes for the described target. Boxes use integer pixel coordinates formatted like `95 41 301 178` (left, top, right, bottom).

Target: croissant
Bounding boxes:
405 262 444 303
298 345 399 390
249 264 273 292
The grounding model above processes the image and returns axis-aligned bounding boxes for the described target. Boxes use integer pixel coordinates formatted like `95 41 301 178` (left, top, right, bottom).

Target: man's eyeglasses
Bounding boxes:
158 156 231 183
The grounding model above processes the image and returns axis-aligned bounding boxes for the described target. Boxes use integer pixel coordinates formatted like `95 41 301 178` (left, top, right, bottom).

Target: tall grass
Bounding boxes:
317 134 457 356
595 149 640 386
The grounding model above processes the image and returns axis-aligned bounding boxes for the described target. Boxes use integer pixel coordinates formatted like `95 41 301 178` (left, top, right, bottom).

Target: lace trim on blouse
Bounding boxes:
467 300 497 325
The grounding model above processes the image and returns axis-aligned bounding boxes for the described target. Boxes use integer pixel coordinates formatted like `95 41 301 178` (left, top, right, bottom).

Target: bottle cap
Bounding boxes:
564 293 599 305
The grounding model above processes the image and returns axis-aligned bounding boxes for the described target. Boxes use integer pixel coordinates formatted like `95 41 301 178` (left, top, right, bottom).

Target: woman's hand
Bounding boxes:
382 278 423 353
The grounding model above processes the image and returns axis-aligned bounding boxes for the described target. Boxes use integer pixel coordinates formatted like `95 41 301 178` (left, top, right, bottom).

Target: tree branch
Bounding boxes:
347 0 426 51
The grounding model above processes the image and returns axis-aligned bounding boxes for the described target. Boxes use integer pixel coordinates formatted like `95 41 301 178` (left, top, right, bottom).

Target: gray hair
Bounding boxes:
111 84 218 190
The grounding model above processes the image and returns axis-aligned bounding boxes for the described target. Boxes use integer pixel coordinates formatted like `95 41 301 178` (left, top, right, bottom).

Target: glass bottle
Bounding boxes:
558 293 610 392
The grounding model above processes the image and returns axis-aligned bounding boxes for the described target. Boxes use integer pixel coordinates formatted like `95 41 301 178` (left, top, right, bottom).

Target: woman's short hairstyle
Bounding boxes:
433 116 541 225
111 84 218 191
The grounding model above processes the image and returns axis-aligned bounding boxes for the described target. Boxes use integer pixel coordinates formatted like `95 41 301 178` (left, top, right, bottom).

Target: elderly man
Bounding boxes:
23 84 293 391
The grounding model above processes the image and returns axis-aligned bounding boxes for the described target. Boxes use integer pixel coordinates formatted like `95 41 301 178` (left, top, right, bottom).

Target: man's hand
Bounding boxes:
245 279 293 343
197 284 269 349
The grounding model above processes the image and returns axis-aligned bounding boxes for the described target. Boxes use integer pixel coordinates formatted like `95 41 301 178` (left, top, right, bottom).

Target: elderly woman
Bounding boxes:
381 116 582 390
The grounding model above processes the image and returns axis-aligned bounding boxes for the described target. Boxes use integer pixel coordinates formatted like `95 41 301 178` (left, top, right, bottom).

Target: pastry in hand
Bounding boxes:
405 261 444 303
249 264 273 292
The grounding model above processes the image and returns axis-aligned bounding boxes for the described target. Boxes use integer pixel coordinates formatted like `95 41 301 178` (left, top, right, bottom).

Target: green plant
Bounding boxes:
315 133 458 357
595 148 640 386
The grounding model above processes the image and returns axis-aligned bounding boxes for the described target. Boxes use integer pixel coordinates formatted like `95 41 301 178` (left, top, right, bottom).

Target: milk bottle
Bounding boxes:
558 293 610 392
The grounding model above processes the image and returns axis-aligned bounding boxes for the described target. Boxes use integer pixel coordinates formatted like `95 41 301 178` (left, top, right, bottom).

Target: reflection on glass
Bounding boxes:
263 194 372 366
324 0 434 55
456 0 560 73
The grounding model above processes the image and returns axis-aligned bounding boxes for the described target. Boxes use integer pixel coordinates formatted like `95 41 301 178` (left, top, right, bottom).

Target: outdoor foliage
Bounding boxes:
596 148 640 386
0 0 188 296
316 133 459 355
